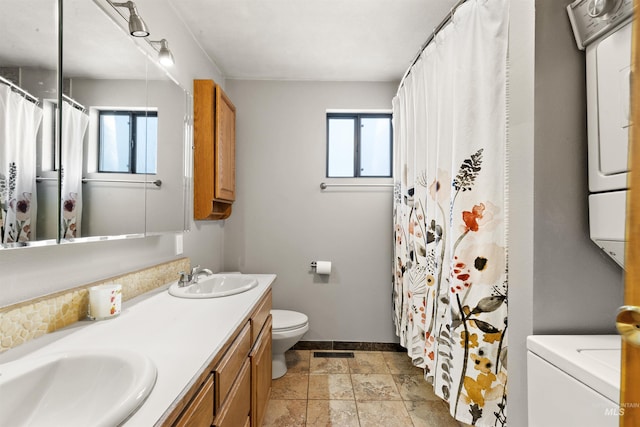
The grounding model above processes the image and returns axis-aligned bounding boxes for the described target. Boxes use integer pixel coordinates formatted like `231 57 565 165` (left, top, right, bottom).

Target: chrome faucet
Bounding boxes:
177 265 213 287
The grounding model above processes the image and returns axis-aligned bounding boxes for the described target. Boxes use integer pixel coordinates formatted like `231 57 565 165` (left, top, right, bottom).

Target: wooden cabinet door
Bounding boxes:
193 79 235 219
620 3 640 425
214 87 236 202
251 316 272 427
174 374 214 427
214 360 251 427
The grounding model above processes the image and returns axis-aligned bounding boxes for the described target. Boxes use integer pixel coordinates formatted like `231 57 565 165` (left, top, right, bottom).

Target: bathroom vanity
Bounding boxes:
0 274 275 427
170 286 272 427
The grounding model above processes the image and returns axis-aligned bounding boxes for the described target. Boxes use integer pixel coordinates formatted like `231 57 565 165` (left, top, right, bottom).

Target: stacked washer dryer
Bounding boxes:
527 1 630 425
570 0 633 267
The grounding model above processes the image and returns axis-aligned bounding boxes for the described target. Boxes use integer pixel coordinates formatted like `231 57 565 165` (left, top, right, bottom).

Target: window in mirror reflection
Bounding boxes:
98 110 157 174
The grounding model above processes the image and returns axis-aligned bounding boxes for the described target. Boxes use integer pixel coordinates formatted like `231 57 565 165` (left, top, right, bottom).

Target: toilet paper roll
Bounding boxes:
315 261 332 275
89 284 122 320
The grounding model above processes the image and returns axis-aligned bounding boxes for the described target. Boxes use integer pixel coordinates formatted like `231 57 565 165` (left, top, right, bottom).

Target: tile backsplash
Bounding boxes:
0 257 190 352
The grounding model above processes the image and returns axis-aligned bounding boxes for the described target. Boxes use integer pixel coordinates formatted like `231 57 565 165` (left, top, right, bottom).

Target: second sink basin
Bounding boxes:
0 348 156 427
168 274 258 298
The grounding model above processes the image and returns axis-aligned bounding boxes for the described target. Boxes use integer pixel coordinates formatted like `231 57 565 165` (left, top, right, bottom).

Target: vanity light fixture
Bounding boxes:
111 1 149 37
150 39 175 66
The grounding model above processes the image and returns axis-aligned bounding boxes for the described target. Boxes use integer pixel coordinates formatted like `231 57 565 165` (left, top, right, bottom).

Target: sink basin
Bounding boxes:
169 274 258 298
0 349 156 427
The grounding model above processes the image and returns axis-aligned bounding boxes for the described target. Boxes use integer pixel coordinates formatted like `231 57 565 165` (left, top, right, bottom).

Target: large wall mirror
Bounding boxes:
0 0 189 249
0 0 59 247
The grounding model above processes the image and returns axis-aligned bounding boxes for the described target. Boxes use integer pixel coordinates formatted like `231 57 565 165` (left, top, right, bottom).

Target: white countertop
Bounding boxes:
0 274 276 426
527 334 621 403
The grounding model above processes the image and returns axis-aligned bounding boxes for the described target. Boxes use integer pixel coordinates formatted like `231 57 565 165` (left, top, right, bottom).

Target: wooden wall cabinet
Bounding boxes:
193 79 236 220
168 289 272 427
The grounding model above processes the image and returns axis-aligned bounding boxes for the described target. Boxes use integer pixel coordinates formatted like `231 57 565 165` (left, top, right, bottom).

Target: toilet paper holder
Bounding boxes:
310 260 332 274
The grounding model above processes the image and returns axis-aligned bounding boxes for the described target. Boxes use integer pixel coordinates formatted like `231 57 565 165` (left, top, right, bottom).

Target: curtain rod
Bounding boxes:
0 75 39 104
396 0 468 97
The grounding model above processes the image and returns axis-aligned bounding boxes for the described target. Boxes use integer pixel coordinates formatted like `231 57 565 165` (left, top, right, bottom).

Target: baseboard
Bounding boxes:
292 341 405 352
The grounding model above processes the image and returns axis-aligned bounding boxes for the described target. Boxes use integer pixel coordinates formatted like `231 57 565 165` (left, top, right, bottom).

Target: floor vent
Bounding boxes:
313 351 355 358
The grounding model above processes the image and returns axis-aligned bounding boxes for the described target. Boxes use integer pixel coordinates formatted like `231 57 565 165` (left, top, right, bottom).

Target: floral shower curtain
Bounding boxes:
0 85 43 244
392 1 509 425
60 101 89 239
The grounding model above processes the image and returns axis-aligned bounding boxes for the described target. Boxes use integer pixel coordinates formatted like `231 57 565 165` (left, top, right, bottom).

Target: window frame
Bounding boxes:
97 109 158 174
325 112 393 178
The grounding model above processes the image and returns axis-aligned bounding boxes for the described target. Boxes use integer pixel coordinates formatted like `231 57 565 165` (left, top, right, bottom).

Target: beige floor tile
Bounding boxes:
286 350 311 373
382 352 424 375
310 354 350 374
393 374 440 401
348 352 390 374
404 400 461 427
270 373 309 399
308 374 354 400
306 400 359 427
262 399 307 427
357 400 413 427
351 374 402 401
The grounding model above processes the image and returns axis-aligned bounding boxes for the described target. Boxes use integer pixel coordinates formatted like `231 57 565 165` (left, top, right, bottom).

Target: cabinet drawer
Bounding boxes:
215 322 251 409
251 289 272 342
214 360 251 427
174 374 214 427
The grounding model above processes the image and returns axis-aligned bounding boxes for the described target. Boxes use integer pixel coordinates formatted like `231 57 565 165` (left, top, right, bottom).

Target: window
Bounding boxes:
326 113 392 177
98 110 158 174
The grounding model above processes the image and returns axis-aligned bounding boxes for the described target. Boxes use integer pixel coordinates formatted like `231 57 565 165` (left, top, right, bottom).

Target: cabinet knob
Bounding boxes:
616 305 640 346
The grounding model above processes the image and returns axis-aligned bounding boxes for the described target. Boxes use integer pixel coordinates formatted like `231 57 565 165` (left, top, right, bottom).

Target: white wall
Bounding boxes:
0 0 224 308
223 80 398 343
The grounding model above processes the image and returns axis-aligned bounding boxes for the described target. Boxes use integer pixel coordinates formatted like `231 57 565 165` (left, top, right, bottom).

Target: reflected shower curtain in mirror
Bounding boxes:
0 85 43 244
60 102 89 239
392 1 509 425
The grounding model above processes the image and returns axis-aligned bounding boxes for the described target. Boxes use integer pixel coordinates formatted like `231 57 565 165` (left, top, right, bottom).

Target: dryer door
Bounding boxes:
587 21 632 192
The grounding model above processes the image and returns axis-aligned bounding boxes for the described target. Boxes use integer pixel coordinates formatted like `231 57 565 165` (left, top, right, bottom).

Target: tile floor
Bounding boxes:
262 350 469 427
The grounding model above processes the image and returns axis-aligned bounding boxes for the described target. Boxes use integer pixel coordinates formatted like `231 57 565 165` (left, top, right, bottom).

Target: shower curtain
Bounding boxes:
392 1 508 425
60 101 89 239
0 85 43 244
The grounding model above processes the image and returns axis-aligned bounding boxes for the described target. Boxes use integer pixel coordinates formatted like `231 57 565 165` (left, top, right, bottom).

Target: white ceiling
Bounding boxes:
1 0 457 84
167 0 458 82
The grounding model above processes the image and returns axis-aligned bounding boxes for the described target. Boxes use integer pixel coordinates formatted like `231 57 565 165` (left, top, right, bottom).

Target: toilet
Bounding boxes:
271 309 309 379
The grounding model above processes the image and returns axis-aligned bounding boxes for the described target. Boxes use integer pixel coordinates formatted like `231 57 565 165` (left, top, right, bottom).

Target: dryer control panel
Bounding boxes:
567 0 633 49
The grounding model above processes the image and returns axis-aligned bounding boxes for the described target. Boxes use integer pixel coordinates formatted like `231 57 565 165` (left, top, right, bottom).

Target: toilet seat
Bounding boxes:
271 309 308 332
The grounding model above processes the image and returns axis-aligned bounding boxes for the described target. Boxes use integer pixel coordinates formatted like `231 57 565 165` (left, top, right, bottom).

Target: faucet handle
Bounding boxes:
178 271 191 285
190 265 201 275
